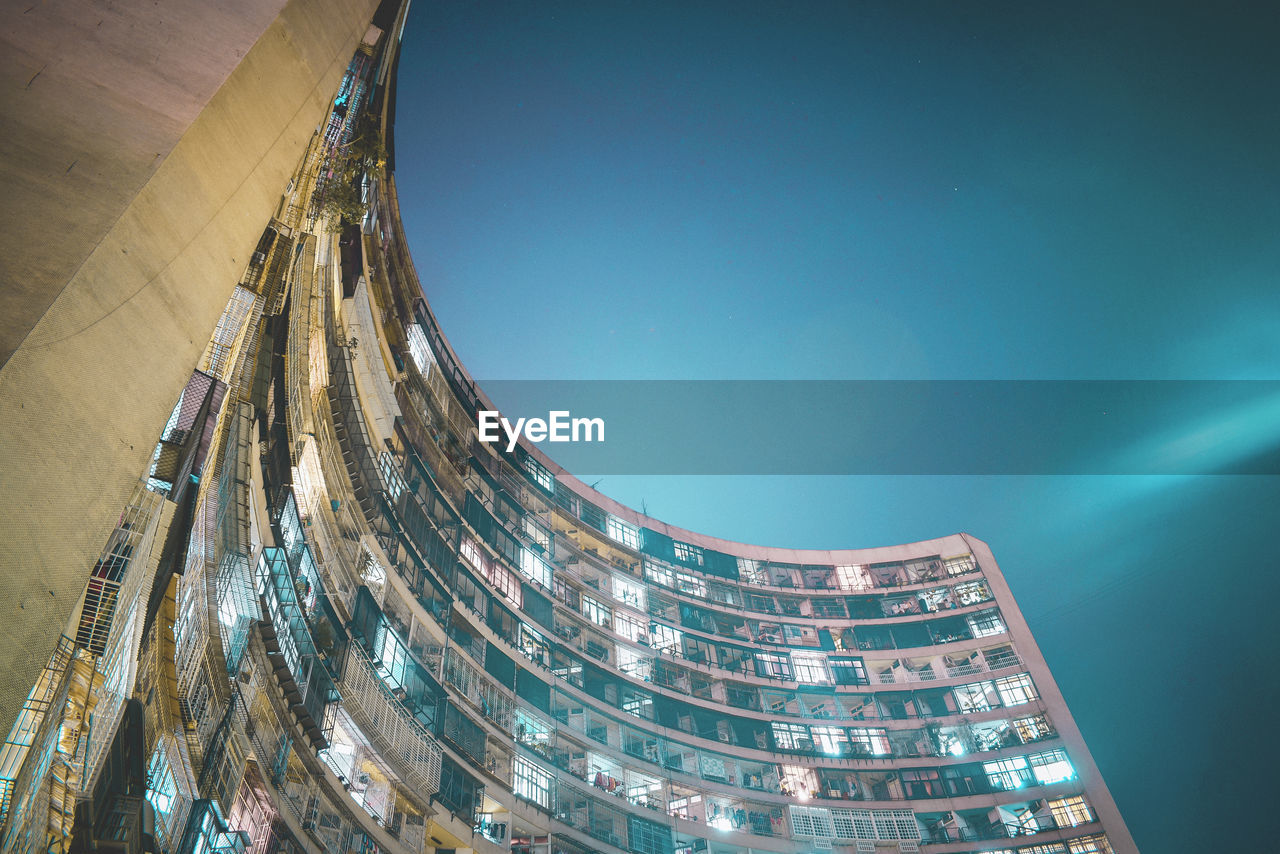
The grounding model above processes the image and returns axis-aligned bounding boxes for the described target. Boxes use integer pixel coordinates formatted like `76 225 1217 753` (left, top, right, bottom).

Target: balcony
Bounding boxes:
255 548 338 750
337 643 444 797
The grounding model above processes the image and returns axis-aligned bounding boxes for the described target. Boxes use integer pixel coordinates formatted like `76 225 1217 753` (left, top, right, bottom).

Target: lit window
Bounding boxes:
792 654 831 684
519 624 550 664
1029 749 1076 785
668 794 702 821
954 579 992 605
523 456 553 491
811 725 849 756
674 571 706 598
944 555 977 577
405 322 435 374
582 595 612 629
523 517 550 551
967 608 1007 637
379 451 406 500
519 547 553 589
673 541 704 566
983 755 1032 790
1049 795 1094 828
848 727 891 756
644 560 675 589
615 646 653 680
1014 714 1054 743
754 651 794 680
459 537 485 571
771 721 811 751
512 755 553 809
995 673 1038 707
606 516 640 550
145 746 178 826
1067 834 1115 853
612 575 646 610
835 564 875 591
738 558 766 585
649 622 683 653
487 561 522 608
954 680 997 712
614 609 648 643
788 803 834 835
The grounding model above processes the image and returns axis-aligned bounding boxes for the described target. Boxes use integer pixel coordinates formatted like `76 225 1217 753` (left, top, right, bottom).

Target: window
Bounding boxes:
649 622 683 653
789 804 837 837
968 608 1006 638
754 651 793 680
954 680 997 712
812 597 847 618
830 657 869 686
524 517 551 551
627 815 674 854
519 624 550 664
954 579 992 605
1067 835 1115 853
900 768 943 799
738 558 766 585
606 517 639 550
836 564 875 590
792 653 830 684
519 548 553 589
488 561 522 608
612 575 645 610
831 807 877 840
644 560 675 589
581 596 612 629
514 707 552 749
1029 749 1076 785
512 755 553 809
614 609 648 643
674 571 706 598
460 537 485 571
983 755 1032 790
811 725 849 756
668 793 702 820
873 809 922 840
379 451 406 500
771 721 811 751
1015 714 1054 743
672 541 704 566
784 624 819 646
944 555 977 577
523 456 553 491
406 323 435 373
615 646 652 680
145 746 178 828
1049 795 1094 828
995 673 1038 707
848 727 891 756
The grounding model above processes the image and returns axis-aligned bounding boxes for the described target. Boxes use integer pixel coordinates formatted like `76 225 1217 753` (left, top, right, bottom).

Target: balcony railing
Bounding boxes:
338 644 443 797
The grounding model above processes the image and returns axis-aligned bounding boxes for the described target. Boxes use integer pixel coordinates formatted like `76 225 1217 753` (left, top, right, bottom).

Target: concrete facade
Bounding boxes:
0 0 379 739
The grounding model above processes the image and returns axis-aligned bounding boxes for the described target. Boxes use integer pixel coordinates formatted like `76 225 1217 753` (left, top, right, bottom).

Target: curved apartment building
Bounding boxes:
0 2 1137 853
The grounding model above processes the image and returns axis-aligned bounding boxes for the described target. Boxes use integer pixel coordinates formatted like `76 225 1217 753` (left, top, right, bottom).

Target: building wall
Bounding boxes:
0 0 380 740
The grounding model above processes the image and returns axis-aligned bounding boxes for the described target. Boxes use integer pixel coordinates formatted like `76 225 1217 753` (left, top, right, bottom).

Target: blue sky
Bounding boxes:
393 2 1280 850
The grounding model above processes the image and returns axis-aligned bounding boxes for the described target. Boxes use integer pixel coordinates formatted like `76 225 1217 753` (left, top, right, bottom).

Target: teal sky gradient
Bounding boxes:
393 2 1280 850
